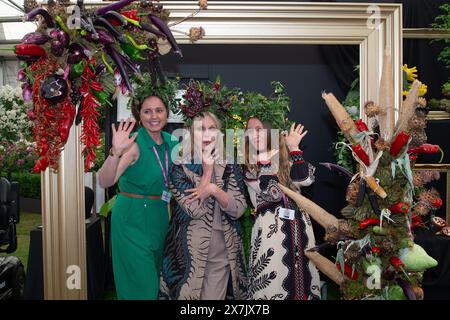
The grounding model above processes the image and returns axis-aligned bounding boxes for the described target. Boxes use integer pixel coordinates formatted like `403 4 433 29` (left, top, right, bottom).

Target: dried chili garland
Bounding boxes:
79 59 102 171
31 58 71 172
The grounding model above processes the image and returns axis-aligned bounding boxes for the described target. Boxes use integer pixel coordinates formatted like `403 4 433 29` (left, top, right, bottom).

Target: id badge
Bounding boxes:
162 190 172 203
279 208 295 220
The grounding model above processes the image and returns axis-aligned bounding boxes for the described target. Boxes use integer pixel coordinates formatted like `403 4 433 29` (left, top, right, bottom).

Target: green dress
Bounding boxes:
111 127 178 300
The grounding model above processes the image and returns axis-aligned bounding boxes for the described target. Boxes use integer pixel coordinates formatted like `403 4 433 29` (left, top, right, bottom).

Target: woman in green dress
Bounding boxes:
98 96 178 300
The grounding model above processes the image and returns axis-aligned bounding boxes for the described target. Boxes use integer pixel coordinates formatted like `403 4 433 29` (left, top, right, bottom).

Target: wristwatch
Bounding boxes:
109 148 122 158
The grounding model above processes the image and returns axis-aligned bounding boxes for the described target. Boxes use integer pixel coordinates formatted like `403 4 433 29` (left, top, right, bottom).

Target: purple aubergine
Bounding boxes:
148 14 182 57
95 64 106 76
85 28 115 45
396 277 417 300
105 45 133 92
94 17 126 43
109 45 139 74
50 29 70 47
319 162 354 178
22 84 33 102
80 17 99 40
17 69 27 82
368 192 381 215
355 179 366 207
24 7 55 28
67 43 89 64
140 23 166 38
103 10 128 27
21 32 49 45
96 0 135 16
50 39 65 57
16 54 40 62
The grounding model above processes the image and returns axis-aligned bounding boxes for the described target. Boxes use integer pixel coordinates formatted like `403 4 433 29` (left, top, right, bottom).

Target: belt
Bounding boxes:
120 192 161 200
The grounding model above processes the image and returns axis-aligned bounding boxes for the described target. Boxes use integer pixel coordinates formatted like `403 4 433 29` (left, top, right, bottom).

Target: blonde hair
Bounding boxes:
179 111 223 163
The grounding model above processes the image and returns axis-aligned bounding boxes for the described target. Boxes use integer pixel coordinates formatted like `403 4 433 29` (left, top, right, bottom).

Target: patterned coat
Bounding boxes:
244 150 321 300
160 163 248 300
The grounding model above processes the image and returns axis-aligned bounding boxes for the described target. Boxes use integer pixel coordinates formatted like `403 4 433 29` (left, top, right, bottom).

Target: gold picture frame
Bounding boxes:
414 164 450 225
41 1 403 299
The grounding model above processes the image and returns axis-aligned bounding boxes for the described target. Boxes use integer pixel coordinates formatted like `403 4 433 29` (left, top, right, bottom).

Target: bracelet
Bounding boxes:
109 148 122 158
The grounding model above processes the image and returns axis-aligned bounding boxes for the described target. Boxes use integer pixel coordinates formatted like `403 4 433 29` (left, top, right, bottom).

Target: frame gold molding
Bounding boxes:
427 110 450 121
41 1 403 299
413 164 450 225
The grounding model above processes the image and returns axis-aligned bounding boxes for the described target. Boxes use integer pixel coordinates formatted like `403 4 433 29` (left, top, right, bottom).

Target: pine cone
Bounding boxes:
346 182 359 206
407 115 427 131
410 131 427 147
413 202 430 216
365 101 383 117
324 225 340 244
24 0 38 13
375 138 390 151
338 220 356 237
419 189 440 206
344 244 361 263
381 238 396 254
413 172 424 187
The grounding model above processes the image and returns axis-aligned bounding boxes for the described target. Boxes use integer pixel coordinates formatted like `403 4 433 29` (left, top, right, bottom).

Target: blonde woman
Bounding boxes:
160 112 248 300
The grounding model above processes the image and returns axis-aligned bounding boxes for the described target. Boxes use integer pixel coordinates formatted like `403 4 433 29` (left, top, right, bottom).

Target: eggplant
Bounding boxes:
16 54 40 62
109 45 140 74
96 0 135 16
396 277 417 300
81 17 99 40
85 28 115 45
105 45 133 92
148 15 182 57
319 162 354 179
50 29 69 47
50 39 65 57
67 43 90 64
22 84 32 102
17 69 27 82
355 180 366 207
368 192 381 215
94 17 127 43
140 23 166 38
103 11 128 27
95 64 106 76
24 7 55 28
21 32 49 45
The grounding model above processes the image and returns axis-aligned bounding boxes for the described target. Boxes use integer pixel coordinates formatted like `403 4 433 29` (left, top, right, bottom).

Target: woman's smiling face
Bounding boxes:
139 97 168 133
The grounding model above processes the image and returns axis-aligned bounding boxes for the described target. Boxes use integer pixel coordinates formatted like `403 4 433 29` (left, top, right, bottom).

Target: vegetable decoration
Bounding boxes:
16 0 208 172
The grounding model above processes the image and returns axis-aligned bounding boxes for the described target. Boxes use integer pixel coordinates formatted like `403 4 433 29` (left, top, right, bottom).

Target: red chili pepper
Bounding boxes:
33 156 49 173
15 44 46 57
355 119 369 132
390 256 405 272
336 263 359 280
411 215 423 229
59 103 75 143
410 154 417 162
359 217 380 230
432 198 443 209
121 9 140 21
390 202 410 214
390 131 410 157
408 144 440 154
352 144 370 166
371 247 381 257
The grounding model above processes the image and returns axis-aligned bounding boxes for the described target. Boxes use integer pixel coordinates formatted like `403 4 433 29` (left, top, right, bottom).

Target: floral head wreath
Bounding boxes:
231 81 292 131
178 77 241 127
129 73 180 114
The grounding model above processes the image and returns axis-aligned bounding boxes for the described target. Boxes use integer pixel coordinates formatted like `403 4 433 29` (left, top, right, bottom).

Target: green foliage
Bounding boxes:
99 195 116 218
0 139 39 176
0 172 41 199
234 81 291 130
129 74 181 114
431 4 450 96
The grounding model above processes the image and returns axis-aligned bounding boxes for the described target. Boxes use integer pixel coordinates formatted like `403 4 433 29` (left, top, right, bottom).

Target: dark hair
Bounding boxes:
131 95 168 125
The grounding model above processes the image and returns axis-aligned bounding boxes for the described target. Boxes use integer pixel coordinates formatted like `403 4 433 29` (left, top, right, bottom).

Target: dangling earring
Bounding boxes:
138 120 142 126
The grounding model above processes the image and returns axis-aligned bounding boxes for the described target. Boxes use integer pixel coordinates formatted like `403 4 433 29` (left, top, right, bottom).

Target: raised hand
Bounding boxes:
285 123 308 151
111 119 138 157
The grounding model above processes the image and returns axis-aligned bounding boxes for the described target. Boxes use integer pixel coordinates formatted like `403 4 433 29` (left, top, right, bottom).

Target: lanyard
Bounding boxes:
153 146 169 189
